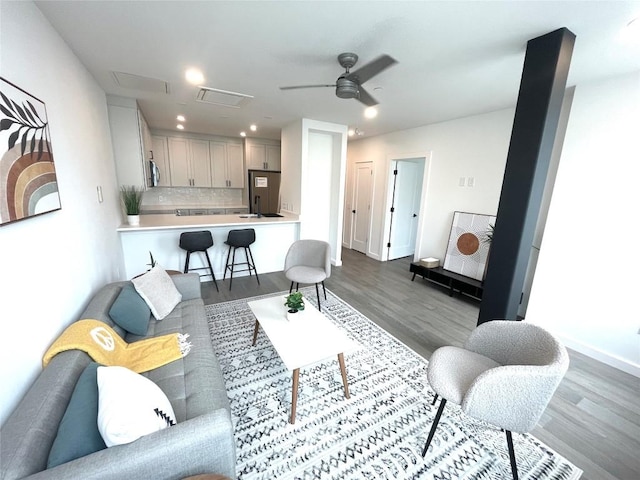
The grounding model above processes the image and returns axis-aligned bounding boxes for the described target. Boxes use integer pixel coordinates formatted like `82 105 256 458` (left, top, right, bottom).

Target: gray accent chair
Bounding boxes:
422 320 569 480
284 239 331 311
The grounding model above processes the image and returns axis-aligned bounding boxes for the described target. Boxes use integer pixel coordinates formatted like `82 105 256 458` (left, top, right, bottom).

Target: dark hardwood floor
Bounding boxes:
201 247 640 480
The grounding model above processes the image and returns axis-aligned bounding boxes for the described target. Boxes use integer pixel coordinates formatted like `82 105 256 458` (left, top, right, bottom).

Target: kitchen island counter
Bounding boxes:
118 213 300 280
117 213 298 232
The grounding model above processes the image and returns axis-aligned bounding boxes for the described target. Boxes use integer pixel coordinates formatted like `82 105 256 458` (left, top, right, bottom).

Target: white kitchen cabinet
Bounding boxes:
168 137 190 187
150 135 171 187
168 137 211 187
107 96 148 188
266 145 281 171
210 142 227 188
210 141 245 188
245 138 281 171
226 143 245 187
139 112 153 175
225 207 249 214
189 139 212 187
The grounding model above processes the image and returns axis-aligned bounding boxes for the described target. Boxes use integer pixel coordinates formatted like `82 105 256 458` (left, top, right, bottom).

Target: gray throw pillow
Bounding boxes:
131 265 182 320
108 284 151 335
47 362 106 468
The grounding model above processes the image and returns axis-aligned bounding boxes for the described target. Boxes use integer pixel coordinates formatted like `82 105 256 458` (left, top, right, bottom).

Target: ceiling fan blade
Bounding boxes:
346 54 397 84
279 84 336 90
356 86 378 107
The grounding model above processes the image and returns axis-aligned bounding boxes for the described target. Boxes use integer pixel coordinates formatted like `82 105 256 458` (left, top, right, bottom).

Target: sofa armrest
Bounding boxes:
171 273 202 301
24 409 236 480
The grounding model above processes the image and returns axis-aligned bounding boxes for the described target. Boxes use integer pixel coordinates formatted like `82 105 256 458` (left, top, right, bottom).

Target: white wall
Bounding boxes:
282 119 348 265
527 71 640 376
346 109 514 261
0 1 124 424
280 120 303 215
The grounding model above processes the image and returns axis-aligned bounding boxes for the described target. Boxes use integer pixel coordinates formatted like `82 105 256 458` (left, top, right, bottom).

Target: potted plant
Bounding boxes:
120 185 143 226
284 291 305 320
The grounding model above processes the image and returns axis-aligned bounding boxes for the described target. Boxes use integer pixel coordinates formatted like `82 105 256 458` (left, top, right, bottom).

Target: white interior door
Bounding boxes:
388 160 424 260
351 162 373 254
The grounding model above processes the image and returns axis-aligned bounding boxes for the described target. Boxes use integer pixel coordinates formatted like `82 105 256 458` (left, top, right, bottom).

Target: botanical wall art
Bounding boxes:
0 77 60 226
443 211 496 281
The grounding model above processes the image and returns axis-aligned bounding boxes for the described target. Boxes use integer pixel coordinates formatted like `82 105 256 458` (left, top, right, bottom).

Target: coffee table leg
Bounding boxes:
338 353 350 399
290 369 300 424
252 320 260 346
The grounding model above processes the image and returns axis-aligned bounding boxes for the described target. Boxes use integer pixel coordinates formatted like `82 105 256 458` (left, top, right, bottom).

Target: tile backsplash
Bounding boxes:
142 187 245 207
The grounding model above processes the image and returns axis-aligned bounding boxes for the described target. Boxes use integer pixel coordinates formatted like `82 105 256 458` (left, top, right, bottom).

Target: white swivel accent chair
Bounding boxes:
423 320 570 480
284 239 331 312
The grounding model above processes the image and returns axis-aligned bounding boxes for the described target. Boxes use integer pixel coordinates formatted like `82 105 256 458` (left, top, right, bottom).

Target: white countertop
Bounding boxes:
117 213 299 232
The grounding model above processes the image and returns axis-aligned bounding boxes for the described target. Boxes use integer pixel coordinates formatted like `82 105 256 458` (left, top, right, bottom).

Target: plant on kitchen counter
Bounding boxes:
120 185 144 215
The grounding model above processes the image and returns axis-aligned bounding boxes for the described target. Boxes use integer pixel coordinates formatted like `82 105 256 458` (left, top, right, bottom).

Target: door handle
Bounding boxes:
413 213 417 217
352 210 356 214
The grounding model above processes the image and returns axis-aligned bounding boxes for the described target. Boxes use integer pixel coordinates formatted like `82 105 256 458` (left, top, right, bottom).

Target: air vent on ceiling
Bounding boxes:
196 86 253 108
112 72 170 94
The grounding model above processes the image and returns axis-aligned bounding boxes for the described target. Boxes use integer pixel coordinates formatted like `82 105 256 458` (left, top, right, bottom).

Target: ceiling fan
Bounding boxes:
280 52 397 106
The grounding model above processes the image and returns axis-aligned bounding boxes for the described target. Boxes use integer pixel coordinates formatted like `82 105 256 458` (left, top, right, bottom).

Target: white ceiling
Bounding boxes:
35 1 640 141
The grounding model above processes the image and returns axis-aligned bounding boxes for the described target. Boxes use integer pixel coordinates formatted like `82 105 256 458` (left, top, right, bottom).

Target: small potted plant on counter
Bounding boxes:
120 185 144 226
284 291 305 320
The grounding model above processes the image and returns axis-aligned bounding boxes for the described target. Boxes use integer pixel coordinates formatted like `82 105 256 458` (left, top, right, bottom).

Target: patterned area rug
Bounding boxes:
206 288 582 480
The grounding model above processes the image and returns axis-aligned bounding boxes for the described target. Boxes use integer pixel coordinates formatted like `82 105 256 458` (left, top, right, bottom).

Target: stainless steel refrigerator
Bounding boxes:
248 169 281 216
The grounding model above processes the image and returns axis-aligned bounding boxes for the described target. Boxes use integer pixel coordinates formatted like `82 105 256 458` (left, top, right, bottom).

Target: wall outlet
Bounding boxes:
458 177 466 187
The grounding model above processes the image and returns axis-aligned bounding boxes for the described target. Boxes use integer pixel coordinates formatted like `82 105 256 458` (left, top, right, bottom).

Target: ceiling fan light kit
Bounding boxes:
280 52 397 107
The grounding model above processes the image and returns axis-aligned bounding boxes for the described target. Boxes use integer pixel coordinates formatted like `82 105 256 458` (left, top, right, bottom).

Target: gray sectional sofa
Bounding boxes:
0 273 236 480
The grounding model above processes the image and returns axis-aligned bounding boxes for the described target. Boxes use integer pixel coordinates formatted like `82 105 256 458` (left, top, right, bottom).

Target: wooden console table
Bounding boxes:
410 263 483 300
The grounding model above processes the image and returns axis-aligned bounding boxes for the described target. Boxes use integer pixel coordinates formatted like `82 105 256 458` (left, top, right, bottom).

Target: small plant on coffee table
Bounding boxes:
284 292 305 313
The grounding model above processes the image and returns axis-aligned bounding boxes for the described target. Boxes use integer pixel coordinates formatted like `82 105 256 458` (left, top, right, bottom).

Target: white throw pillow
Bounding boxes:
131 265 182 320
97 366 177 447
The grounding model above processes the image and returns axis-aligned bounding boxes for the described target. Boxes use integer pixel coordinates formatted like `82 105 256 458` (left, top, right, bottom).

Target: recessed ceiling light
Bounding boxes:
176 115 185 122
176 124 184 130
185 68 204 85
348 129 355 137
240 131 247 137
364 106 378 119
250 124 257 132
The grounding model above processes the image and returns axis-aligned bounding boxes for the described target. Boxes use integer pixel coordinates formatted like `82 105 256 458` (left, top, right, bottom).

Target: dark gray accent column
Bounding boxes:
478 28 575 325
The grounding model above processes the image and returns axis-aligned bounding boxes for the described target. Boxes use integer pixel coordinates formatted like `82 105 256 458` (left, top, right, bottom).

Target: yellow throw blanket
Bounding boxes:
43 319 191 373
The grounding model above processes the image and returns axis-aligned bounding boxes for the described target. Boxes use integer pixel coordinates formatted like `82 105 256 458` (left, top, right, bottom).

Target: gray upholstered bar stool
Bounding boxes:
179 231 219 292
223 228 259 290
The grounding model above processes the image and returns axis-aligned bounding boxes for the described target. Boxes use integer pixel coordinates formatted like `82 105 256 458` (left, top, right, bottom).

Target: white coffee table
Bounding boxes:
248 295 356 423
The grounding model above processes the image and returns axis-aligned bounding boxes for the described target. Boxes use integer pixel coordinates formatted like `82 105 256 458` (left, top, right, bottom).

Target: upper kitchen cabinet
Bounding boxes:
106 95 150 188
168 138 211 187
245 138 281 171
150 135 171 187
210 140 244 188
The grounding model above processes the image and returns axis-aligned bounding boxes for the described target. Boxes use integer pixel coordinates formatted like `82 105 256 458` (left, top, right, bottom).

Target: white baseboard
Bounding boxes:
558 335 640 378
